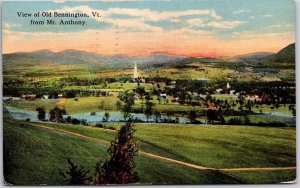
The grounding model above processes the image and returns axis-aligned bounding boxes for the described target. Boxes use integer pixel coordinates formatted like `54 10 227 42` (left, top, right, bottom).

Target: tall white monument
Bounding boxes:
133 62 138 81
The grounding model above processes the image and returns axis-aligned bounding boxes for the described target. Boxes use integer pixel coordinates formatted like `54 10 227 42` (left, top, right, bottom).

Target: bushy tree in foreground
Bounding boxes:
94 121 139 184
62 121 139 185
60 158 92 185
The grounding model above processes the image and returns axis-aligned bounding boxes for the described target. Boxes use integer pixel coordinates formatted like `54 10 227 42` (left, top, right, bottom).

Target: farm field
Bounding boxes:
3 103 296 185
4 119 242 185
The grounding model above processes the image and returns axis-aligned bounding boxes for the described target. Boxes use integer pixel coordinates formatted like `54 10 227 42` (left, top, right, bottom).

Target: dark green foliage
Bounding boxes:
94 121 139 184
102 112 110 122
228 117 243 125
292 108 296 117
95 123 104 128
206 110 219 124
65 90 77 98
144 95 154 122
134 87 147 98
243 116 251 125
60 158 92 185
119 91 135 121
153 111 161 123
49 107 66 122
188 110 197 123
115 100 122 111
36 107 46 121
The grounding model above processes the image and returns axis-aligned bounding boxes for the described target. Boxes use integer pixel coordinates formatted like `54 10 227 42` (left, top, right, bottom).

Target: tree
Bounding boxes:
98 101 105 110
134 87 146 99
206 109 218 124
36 107 46 121
154 111 161 123
49 107 66 122
102 112 110 122
94 121 139 184
119 91 135 121
60 158 92 185
188 110 197 124
292 107 296 117
243 115 251 125
219 115 225 124
115 100 122 111
144 95 154 122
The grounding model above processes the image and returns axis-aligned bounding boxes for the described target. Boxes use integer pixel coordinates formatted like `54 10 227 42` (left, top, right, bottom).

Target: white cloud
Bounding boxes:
47 5 215 32
187 18 244 29
186 18 204 27
202 20 245 29
53 0 66 3
3 22 21 29
264 14 274 18
233 10 250 14
210 9 222 20
269 24 281 28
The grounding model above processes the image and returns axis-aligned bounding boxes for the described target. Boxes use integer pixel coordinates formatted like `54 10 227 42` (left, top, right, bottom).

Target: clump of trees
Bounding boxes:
144 94 154 122
118 91 135 121
62 121 139 185
36 107 46 121
49 107 67 123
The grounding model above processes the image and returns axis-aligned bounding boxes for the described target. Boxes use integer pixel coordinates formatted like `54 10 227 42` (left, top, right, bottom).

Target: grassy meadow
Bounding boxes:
4 119 243 185
3 105 296 185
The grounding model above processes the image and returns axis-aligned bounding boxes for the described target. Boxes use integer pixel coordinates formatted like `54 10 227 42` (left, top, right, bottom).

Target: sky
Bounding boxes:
2 0 296 57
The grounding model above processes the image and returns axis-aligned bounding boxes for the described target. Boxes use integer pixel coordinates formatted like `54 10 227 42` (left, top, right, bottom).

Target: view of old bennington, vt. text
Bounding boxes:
2 0 296 185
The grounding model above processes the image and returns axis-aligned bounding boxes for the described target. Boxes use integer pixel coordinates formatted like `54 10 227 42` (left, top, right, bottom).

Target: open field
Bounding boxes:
3 102 296 185
4 119 243 185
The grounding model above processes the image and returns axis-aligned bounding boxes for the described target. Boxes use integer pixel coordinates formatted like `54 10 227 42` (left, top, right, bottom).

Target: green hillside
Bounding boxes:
3 120 240 185
272 43 295 63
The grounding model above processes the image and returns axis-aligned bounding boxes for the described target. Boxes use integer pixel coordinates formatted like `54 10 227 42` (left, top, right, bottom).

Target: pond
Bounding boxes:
5 106 189 125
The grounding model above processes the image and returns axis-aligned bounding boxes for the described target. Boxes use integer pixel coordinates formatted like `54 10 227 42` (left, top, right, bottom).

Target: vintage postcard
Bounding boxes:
2 0 296 185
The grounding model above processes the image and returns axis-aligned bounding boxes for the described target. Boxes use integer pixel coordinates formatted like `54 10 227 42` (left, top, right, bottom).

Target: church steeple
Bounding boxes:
133 62 138 81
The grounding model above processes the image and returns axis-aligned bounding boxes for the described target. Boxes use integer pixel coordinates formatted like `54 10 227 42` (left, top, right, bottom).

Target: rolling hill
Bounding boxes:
233 52 275 61
3 50 185 68
270 43 295 63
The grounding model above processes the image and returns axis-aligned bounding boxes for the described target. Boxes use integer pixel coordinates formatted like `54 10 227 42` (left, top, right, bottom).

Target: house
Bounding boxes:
215 88 223 94
171 97 179 103
247 94 261 100
170 80 176 85
160 93 167 99
207 102 217 109
22 94 36 100
42 95 49 99
229 90 235 95
148 81 155 85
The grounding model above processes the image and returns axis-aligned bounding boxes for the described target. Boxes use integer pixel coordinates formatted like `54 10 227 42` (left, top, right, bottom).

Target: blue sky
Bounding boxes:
2 0 296 56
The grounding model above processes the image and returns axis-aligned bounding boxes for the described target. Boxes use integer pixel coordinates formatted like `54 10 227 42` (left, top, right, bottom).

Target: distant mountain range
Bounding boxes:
3 43 295 68
3 49 185 67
